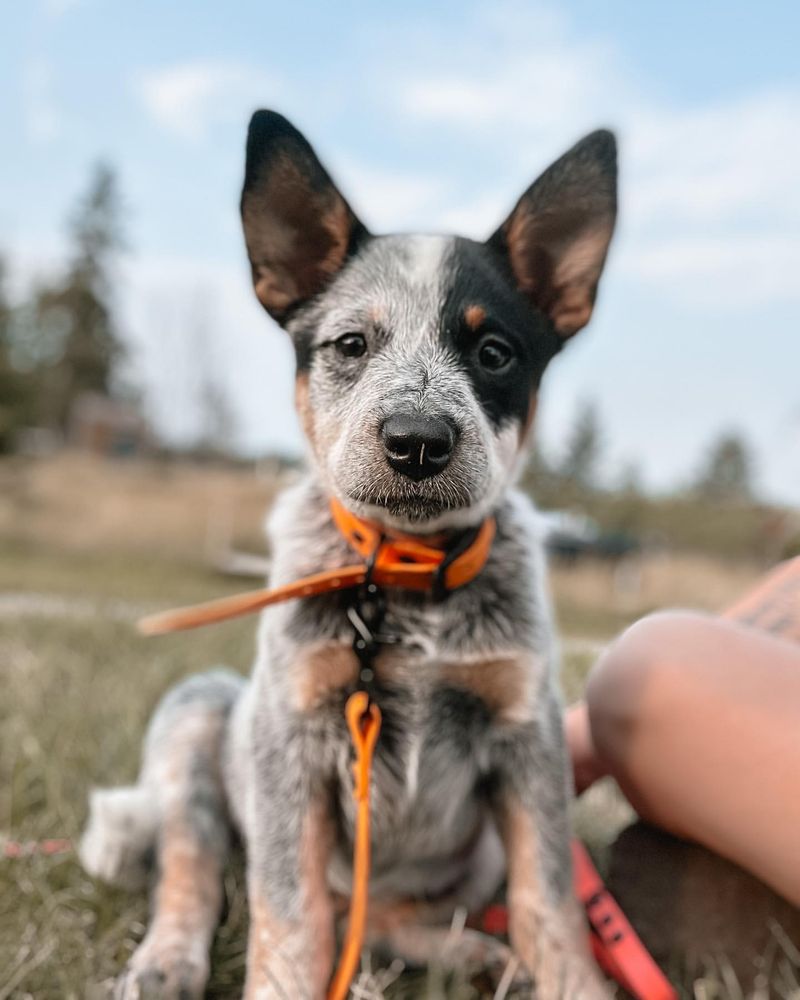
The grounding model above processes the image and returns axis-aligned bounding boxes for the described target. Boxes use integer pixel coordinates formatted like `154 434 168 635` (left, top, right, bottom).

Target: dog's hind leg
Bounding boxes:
83 669 244 1000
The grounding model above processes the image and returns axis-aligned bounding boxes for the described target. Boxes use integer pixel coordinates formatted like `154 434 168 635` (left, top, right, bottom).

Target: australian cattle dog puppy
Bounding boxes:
81 110 618 999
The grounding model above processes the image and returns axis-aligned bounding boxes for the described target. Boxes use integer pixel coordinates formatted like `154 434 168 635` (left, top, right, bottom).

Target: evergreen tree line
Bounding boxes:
0 163 237 457
525 400 758 506
0 164 126 451
0 164 760 505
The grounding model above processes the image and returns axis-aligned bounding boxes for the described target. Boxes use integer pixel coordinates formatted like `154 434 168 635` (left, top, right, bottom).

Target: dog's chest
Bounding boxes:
286 629 537 726
282 627 539 859
334 670 494 865
276 570 545 829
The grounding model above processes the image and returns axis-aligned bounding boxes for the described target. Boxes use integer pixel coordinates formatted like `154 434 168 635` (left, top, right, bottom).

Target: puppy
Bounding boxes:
81 110 617 999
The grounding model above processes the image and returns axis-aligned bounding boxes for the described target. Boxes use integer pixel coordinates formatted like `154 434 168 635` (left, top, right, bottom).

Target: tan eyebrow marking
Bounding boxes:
464 304 486 330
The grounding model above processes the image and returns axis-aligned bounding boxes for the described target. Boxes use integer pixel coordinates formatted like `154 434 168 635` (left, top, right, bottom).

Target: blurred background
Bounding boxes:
1 2 799 997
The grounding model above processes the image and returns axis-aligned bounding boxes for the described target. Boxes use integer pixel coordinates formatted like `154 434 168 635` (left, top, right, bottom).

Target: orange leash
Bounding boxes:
138 500 495 635
327 693 382 1000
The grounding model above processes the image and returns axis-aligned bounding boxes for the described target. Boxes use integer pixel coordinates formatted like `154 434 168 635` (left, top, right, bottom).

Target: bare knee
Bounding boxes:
586 611 708 768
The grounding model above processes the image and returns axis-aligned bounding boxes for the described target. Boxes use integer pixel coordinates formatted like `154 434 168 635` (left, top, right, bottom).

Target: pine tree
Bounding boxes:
0 256 34 451
695 432 755 502
24 164 127 433
561 400 603 493
0 257 36 454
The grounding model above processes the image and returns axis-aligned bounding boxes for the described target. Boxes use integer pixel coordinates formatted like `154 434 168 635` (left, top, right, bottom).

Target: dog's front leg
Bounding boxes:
492 698 611 1000
244 741 336 1000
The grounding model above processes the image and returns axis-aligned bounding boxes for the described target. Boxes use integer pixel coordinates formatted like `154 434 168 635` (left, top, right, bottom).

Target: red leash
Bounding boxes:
480 842 676 1000
2 837 73 858
573 841 677 1000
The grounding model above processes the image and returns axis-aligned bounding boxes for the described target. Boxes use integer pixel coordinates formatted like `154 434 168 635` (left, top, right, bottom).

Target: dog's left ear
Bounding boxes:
487 129 617 339
241 110 369 323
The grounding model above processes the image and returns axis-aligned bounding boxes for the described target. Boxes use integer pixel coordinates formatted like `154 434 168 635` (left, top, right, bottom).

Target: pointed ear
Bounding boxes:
240 111 369 323
487 129 617 339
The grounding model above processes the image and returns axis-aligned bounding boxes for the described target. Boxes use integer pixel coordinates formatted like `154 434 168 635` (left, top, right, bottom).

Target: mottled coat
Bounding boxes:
81 111 618 1000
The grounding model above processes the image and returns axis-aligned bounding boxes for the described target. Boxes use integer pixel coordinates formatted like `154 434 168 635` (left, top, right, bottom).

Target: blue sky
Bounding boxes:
2 0 799 502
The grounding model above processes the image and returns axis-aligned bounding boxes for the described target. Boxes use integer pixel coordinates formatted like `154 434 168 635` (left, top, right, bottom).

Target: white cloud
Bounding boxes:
619 233 800 307
626 91 800 229
398 57 599 133
375 4 800 310
431 189 512 239
617 91 800 305
327 156 447 231
23 58 62 142
392 3 620 136
42 0 85 18
136 61 280 140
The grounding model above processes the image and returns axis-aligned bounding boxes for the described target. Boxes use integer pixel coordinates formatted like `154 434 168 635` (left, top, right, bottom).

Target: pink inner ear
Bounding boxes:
244 153 355 320
253 265 297 315
507 212 614 339
550 226 613 337
550 288 594 339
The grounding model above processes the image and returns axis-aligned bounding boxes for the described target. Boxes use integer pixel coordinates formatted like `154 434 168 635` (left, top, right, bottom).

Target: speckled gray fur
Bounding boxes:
223 479 560 909
81 115 617 999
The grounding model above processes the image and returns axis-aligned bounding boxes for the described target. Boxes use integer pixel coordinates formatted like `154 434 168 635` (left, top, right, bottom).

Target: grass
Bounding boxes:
1 453 797 998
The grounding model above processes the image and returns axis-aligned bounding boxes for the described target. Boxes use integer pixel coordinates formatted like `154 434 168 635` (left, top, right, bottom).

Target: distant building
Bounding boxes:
68 392 150 457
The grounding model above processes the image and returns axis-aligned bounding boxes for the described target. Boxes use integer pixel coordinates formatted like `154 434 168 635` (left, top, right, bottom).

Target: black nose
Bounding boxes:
381 413 456 481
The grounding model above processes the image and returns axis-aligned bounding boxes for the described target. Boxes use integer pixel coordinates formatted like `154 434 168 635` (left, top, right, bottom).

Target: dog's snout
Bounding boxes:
381 413 456 481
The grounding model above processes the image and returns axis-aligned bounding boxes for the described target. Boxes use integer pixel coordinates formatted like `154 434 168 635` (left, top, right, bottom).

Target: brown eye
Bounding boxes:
478 337 513 372
335 333 367 358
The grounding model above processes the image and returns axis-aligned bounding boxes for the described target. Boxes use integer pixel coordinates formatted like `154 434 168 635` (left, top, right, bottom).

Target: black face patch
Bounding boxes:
440 238 563 429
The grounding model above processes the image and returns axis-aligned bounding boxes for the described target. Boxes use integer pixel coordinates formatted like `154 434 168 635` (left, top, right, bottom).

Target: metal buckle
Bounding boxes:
431 523 483 602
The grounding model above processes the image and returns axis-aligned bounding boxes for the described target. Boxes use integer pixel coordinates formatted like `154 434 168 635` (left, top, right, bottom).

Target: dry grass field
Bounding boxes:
1 453 797 998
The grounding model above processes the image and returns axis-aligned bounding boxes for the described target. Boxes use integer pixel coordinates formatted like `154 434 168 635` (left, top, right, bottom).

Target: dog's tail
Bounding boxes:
80 784 160 891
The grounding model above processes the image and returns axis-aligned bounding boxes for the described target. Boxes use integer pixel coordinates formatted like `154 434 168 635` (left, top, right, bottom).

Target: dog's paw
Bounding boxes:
113 934 209 1000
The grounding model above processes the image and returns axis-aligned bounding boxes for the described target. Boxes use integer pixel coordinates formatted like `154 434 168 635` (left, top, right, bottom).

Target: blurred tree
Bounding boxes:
520 439 563 506
198 377 236 457
0 256 36 451
695 431 756 502
15 163 127 433
186 296 237 458
560 399 603 493
617 459 644 496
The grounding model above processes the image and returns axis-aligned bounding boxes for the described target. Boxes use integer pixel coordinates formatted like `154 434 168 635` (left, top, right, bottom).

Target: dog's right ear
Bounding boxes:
487 130 617 340
240 111 369 324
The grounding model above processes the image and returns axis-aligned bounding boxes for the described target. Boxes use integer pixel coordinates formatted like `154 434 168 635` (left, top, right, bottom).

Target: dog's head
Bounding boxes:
241 112 616 533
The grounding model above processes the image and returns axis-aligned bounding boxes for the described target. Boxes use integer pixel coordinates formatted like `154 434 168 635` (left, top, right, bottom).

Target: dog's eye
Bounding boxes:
478 337 513 372
334 333 367 359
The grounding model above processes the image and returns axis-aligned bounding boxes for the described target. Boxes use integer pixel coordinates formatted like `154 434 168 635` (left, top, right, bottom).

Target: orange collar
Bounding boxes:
138 499 495 635
329 497 495 594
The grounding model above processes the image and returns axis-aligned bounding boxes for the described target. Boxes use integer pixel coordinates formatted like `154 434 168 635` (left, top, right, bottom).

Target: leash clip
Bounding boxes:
347 602 380 687
348 539 398 693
